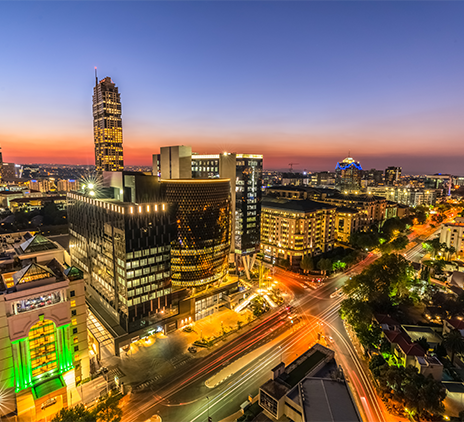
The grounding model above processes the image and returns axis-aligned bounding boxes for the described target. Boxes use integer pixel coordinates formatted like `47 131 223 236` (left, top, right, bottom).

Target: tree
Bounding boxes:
300 255 314 273
278 258 290 270
349 230 380 251
369 354 387 377
413 337 430 353
52 404 96 422
443 329 464 364
95 392 123 422
389 235 409 252
339 298 373 330
317 258 332 275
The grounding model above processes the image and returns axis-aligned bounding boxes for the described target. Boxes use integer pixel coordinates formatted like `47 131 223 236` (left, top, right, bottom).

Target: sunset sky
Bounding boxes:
1 2 463 174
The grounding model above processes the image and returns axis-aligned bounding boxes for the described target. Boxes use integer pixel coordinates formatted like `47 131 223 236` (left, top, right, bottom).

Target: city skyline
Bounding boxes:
1 2 464 174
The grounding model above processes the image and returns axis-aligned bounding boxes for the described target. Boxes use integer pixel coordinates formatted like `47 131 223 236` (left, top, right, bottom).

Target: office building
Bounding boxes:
0 235 88 420
154 147 263 279
370 186 437 207
164 179 231 287
260 197 336 267
385 166 402 186
335 156 362 192
93 76 124 172
68 172 174 354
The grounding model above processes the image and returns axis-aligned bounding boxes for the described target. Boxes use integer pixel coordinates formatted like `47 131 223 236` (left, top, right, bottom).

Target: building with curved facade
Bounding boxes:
164 179 231 288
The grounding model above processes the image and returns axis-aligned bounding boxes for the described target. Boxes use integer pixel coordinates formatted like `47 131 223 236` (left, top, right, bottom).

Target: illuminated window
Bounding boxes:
72 319 77 326
71 300 76 307
29 319 57 379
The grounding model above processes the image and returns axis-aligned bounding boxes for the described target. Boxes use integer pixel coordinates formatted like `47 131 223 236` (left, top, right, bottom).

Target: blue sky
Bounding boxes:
0 1 463 174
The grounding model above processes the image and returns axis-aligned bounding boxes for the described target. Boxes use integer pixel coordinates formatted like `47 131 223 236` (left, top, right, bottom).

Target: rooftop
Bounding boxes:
298 378 360 422
383 330 425 357
262 198 336 213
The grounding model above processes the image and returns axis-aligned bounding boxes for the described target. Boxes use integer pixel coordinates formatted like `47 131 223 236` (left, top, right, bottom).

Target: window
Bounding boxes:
74 337 79 343
71 310 77 317
72 319 77 326
70 300 76 307
74 345 79 352
72 327 78 335
70 290 75 297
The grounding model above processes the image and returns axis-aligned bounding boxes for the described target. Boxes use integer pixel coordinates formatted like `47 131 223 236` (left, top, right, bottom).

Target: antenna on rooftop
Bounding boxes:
95 67 98 86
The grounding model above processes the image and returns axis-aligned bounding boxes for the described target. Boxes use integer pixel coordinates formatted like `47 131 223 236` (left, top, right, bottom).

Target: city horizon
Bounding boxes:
1 2 464 175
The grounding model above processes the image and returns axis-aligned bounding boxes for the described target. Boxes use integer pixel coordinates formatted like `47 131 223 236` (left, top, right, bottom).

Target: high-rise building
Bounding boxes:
0 234 89 420
93 76 124 172
68 172 174 353
154 148 263 279
335 156 362 192
385 166 401 186
260 198 336 267
164 179 231 287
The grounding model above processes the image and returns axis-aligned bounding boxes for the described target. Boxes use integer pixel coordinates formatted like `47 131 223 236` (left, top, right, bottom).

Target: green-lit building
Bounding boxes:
0 235 88 421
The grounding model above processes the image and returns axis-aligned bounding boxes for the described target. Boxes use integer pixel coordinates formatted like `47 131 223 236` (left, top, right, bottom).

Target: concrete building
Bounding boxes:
260 197 336 267
440 217 464 256
319 193 387 227
0 235 89 420
370 186 437 207
334 207 364 243
93 76 124 172
155 145 192 179
57 179 80 192
258 344 360 422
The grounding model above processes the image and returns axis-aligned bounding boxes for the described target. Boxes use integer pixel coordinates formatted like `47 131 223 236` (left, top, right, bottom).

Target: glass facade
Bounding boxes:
68 194 174 333
93 77 124 172
234 156 263 256
29 319 58 379
191 154 263 261
165 180 231 287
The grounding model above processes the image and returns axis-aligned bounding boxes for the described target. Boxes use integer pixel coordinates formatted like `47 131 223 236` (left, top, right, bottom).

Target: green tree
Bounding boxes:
52 404 96 422
443 329 464 364
299 255 314 273
339 298 373 329
413 337 430 353
95 392 123 422
278 258 290 270
389 235 409 251
317 258 332 275
369 354 387 378
349 230 380 251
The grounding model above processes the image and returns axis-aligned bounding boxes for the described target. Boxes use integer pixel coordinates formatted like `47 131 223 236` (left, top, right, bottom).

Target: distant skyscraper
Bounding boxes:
93 75 124 172
385 166 401 186
335 156 362 192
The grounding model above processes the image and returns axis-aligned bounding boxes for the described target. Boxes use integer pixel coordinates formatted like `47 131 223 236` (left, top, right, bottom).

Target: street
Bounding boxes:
120 218 449 422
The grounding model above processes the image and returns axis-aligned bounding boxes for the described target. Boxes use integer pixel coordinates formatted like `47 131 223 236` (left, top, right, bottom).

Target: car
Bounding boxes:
188 346 197 354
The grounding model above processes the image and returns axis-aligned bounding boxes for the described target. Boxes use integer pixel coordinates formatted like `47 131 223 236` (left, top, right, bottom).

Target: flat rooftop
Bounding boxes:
299 378 360 422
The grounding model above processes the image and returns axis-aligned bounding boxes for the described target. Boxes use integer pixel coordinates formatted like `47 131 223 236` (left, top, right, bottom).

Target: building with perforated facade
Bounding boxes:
164 179 231 287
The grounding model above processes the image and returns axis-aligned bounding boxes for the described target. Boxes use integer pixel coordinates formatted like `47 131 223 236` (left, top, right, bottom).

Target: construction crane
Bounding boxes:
288 163 299 172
